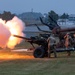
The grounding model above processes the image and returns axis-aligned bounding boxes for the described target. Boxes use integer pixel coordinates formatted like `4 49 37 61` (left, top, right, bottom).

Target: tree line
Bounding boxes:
0 11 69 23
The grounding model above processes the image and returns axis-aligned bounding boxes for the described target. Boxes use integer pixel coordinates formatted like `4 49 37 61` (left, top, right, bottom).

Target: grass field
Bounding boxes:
0 41 75 75
0 57 75 75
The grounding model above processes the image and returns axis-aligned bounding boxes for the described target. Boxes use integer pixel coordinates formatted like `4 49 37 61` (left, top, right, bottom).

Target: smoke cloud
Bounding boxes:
0 16 25 49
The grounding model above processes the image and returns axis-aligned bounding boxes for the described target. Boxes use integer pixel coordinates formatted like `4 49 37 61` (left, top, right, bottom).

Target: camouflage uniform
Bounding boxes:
47 35 57 58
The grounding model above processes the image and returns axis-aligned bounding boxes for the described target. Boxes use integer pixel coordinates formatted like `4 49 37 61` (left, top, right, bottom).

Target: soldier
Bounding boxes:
64 33 71 56
64 33 69 48
47 35 57 58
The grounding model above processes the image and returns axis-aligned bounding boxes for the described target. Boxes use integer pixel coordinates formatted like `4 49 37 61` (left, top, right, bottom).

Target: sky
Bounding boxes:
0 0 75 15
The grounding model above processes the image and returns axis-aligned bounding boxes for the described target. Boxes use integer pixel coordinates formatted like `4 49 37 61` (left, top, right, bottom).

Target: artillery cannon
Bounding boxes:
13 35 47 47
13 32 75 58
13 35 48 58
13 16 75 58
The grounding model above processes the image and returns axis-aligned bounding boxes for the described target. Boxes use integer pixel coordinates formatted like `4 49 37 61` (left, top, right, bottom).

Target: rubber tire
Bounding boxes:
33 47 45 58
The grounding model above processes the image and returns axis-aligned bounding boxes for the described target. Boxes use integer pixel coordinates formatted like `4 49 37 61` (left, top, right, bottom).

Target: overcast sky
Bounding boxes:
0 0 75 14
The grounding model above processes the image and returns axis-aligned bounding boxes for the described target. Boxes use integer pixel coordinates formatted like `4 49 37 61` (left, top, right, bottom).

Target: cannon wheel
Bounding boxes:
33 47 45 58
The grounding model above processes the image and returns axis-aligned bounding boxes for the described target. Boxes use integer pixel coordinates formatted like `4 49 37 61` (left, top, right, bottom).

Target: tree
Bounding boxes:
59 13 69 24
0 11 15 21
48 10 59 24
60 13 69 19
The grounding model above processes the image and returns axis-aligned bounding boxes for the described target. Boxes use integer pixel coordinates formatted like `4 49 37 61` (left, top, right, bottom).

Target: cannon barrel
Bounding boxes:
59 27 75 32
13 35 48 46
13 35 31 40
52 27 75 34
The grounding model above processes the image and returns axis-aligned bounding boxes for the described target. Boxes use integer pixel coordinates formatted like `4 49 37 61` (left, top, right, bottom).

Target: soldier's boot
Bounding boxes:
53 49 57 58
48 50 51 58
67 51 71 56
53 45 57 58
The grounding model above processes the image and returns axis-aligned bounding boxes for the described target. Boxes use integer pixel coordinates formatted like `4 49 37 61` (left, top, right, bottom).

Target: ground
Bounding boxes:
0 41 75 75
0 49 75 75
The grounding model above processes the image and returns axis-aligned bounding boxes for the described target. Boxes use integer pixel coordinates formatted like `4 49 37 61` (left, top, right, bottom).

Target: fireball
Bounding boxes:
0 16 25 49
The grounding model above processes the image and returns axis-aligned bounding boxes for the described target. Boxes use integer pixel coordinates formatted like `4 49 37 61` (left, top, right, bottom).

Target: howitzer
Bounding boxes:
13 16 75 58
13 35 48 48
13 33 75 58
13 35 48 58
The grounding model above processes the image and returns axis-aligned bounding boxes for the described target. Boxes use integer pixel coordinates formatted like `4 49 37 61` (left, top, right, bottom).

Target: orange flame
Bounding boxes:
0 51 34 60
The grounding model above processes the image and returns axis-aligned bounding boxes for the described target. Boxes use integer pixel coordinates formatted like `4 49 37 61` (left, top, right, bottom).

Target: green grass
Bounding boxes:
0 41 75 75
0 57 75 75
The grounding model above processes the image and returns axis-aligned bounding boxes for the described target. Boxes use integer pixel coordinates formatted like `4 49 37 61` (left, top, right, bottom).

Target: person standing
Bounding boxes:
47 35 57 58
64 33 71 56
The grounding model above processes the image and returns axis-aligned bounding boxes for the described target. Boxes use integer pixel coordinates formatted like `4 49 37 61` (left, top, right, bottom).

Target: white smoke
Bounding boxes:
0 16 25 49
